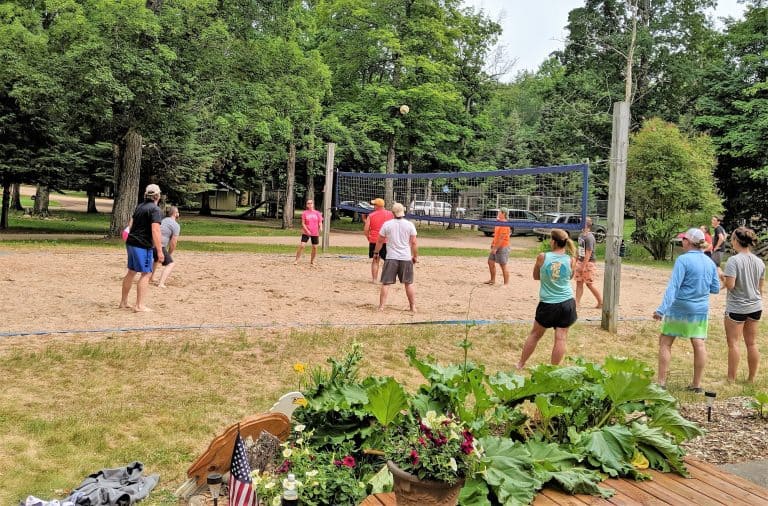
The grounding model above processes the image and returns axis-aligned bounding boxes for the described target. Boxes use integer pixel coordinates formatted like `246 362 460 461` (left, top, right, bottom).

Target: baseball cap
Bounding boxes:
145 184 161 197
371 198 385 207
684 228 705 243
392 202 405 217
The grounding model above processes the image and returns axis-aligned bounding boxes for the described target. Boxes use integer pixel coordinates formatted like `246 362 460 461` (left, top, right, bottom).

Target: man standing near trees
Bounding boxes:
363 198 394 283
120 184 164 312
711 215 727 267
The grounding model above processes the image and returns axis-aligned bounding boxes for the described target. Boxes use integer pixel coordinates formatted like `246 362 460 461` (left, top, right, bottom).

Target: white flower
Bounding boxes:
264 481 276 490
449 458 458 471
305 470 319 477
294 424 306 432
271 497 281 506
283 448 293 458
295 438 304 445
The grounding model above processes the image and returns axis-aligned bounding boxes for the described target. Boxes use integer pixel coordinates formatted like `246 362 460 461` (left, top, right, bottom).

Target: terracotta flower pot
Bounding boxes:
387 460 464 506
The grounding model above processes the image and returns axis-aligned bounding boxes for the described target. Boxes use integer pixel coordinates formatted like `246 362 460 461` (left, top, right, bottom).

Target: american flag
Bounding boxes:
228 431 255 506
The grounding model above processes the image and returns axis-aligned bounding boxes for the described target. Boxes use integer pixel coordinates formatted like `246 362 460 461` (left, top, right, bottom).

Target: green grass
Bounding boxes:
0 320 766 504
19 197 59 208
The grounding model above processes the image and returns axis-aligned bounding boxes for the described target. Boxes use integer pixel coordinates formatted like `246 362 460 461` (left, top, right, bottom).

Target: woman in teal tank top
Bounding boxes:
516 229 577 369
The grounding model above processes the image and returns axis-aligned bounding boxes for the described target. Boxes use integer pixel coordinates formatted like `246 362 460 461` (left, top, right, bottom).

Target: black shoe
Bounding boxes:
685 386 703 393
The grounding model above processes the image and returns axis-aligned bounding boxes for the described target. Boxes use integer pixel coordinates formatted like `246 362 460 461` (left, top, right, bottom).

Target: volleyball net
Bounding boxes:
335 164 591 232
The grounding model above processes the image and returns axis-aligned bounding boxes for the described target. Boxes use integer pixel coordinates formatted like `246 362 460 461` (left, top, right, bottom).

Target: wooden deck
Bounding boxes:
360 458 768 505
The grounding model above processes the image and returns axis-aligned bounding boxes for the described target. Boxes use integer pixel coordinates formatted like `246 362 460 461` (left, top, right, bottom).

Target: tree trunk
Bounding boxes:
86 190 98 213
109 129 143 237
33 185 50 217
0 182 10 230
283 141 296 229
385 135 396 207
199 191 211 216
306 158 315 204
11 183 23 211
112 143 121 198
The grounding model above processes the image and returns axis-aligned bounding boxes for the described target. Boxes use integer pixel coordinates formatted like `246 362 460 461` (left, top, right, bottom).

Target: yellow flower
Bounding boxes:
293 362 306 373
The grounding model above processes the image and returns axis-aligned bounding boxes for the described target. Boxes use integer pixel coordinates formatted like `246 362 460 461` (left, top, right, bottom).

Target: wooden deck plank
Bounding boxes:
660 469 756 506
602 478 668 505
539 488 616 505
359 459 768 505
685 458 768 503
358 493 393 506
645 469 729 505
532 492 562 505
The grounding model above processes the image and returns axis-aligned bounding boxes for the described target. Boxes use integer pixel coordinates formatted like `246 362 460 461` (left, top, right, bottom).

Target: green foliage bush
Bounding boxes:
287 343 702 505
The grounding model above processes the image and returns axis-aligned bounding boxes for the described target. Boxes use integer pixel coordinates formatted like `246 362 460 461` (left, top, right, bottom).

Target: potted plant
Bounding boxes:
383 410 482 506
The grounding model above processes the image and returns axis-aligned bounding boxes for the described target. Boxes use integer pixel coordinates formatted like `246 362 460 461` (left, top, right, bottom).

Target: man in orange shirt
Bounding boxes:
364 198 394 283
485 210 511 286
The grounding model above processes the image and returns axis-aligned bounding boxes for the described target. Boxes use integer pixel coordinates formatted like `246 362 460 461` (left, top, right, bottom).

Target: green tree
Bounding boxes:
695 3 768 225
626 118 721 260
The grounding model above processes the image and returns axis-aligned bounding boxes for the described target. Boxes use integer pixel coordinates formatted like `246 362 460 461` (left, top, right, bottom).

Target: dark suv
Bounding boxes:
479 209 540 237
533 213 607 243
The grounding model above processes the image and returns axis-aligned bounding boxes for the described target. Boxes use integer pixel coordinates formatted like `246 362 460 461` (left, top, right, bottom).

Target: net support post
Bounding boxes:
602 101 629 333
322 143 335 252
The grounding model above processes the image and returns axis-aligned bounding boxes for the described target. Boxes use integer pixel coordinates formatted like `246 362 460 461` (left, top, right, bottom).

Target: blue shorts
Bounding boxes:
126 245 155 273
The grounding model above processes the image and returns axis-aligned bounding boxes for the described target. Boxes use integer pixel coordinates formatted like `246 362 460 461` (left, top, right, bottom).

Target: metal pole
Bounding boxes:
322 143 335 252
601 101 629 333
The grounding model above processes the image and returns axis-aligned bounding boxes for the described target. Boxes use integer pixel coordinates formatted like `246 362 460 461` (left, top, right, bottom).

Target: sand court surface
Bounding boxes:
0 246 727 336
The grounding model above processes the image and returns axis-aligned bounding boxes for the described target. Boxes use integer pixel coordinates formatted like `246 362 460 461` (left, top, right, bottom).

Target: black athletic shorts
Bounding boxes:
727 310 762 322
535 299 578 329
368 243 387 260
301 234 319 245
153 246 173 266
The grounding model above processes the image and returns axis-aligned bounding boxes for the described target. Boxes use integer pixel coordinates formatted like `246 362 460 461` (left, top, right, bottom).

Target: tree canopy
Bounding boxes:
0 0 764 232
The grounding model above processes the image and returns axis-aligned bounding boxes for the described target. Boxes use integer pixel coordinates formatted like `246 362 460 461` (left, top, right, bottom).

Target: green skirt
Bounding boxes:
661 314 708 339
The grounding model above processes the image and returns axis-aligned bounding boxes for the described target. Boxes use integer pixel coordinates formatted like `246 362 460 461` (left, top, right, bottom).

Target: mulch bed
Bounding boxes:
680 396 768 465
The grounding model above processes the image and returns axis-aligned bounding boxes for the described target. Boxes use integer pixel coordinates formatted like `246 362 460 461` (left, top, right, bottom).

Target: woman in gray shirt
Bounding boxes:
721 227 764 383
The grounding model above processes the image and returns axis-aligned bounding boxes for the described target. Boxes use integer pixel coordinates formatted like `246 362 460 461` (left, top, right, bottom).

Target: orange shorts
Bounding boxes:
574 261 597 283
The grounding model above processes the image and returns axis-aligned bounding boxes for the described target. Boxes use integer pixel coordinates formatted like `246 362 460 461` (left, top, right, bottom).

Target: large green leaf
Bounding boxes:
631 422 690 476
647 403 704 443
525 440 613 498
479 436 541 505
365 377 409 427
458 477 491 506
504 365 587 403
578 425 637 478
603 372 675 406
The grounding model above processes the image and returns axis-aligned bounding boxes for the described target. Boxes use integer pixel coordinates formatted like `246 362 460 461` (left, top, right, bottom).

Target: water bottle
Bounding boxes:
281 473 299 506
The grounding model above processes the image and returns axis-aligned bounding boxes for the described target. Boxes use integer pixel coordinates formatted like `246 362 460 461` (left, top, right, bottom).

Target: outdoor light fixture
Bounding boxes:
705 391 717 422
207 473 223 506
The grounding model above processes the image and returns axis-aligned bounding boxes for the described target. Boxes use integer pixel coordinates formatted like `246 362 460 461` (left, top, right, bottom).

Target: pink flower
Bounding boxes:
333 459 343 467
276 459 292 473
418 437 426 446
342 455 356 468
410 449 420 466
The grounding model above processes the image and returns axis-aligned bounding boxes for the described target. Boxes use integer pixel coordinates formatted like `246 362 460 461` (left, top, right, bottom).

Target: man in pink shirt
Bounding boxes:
363 198 394 283
294 199 323 266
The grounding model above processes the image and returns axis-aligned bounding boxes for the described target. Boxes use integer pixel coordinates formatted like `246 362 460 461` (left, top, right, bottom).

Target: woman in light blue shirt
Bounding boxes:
516 229 577 369
654 228 720 391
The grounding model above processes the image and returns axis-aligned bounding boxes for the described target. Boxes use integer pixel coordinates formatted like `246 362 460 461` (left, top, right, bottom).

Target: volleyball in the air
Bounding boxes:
399 104 410 115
